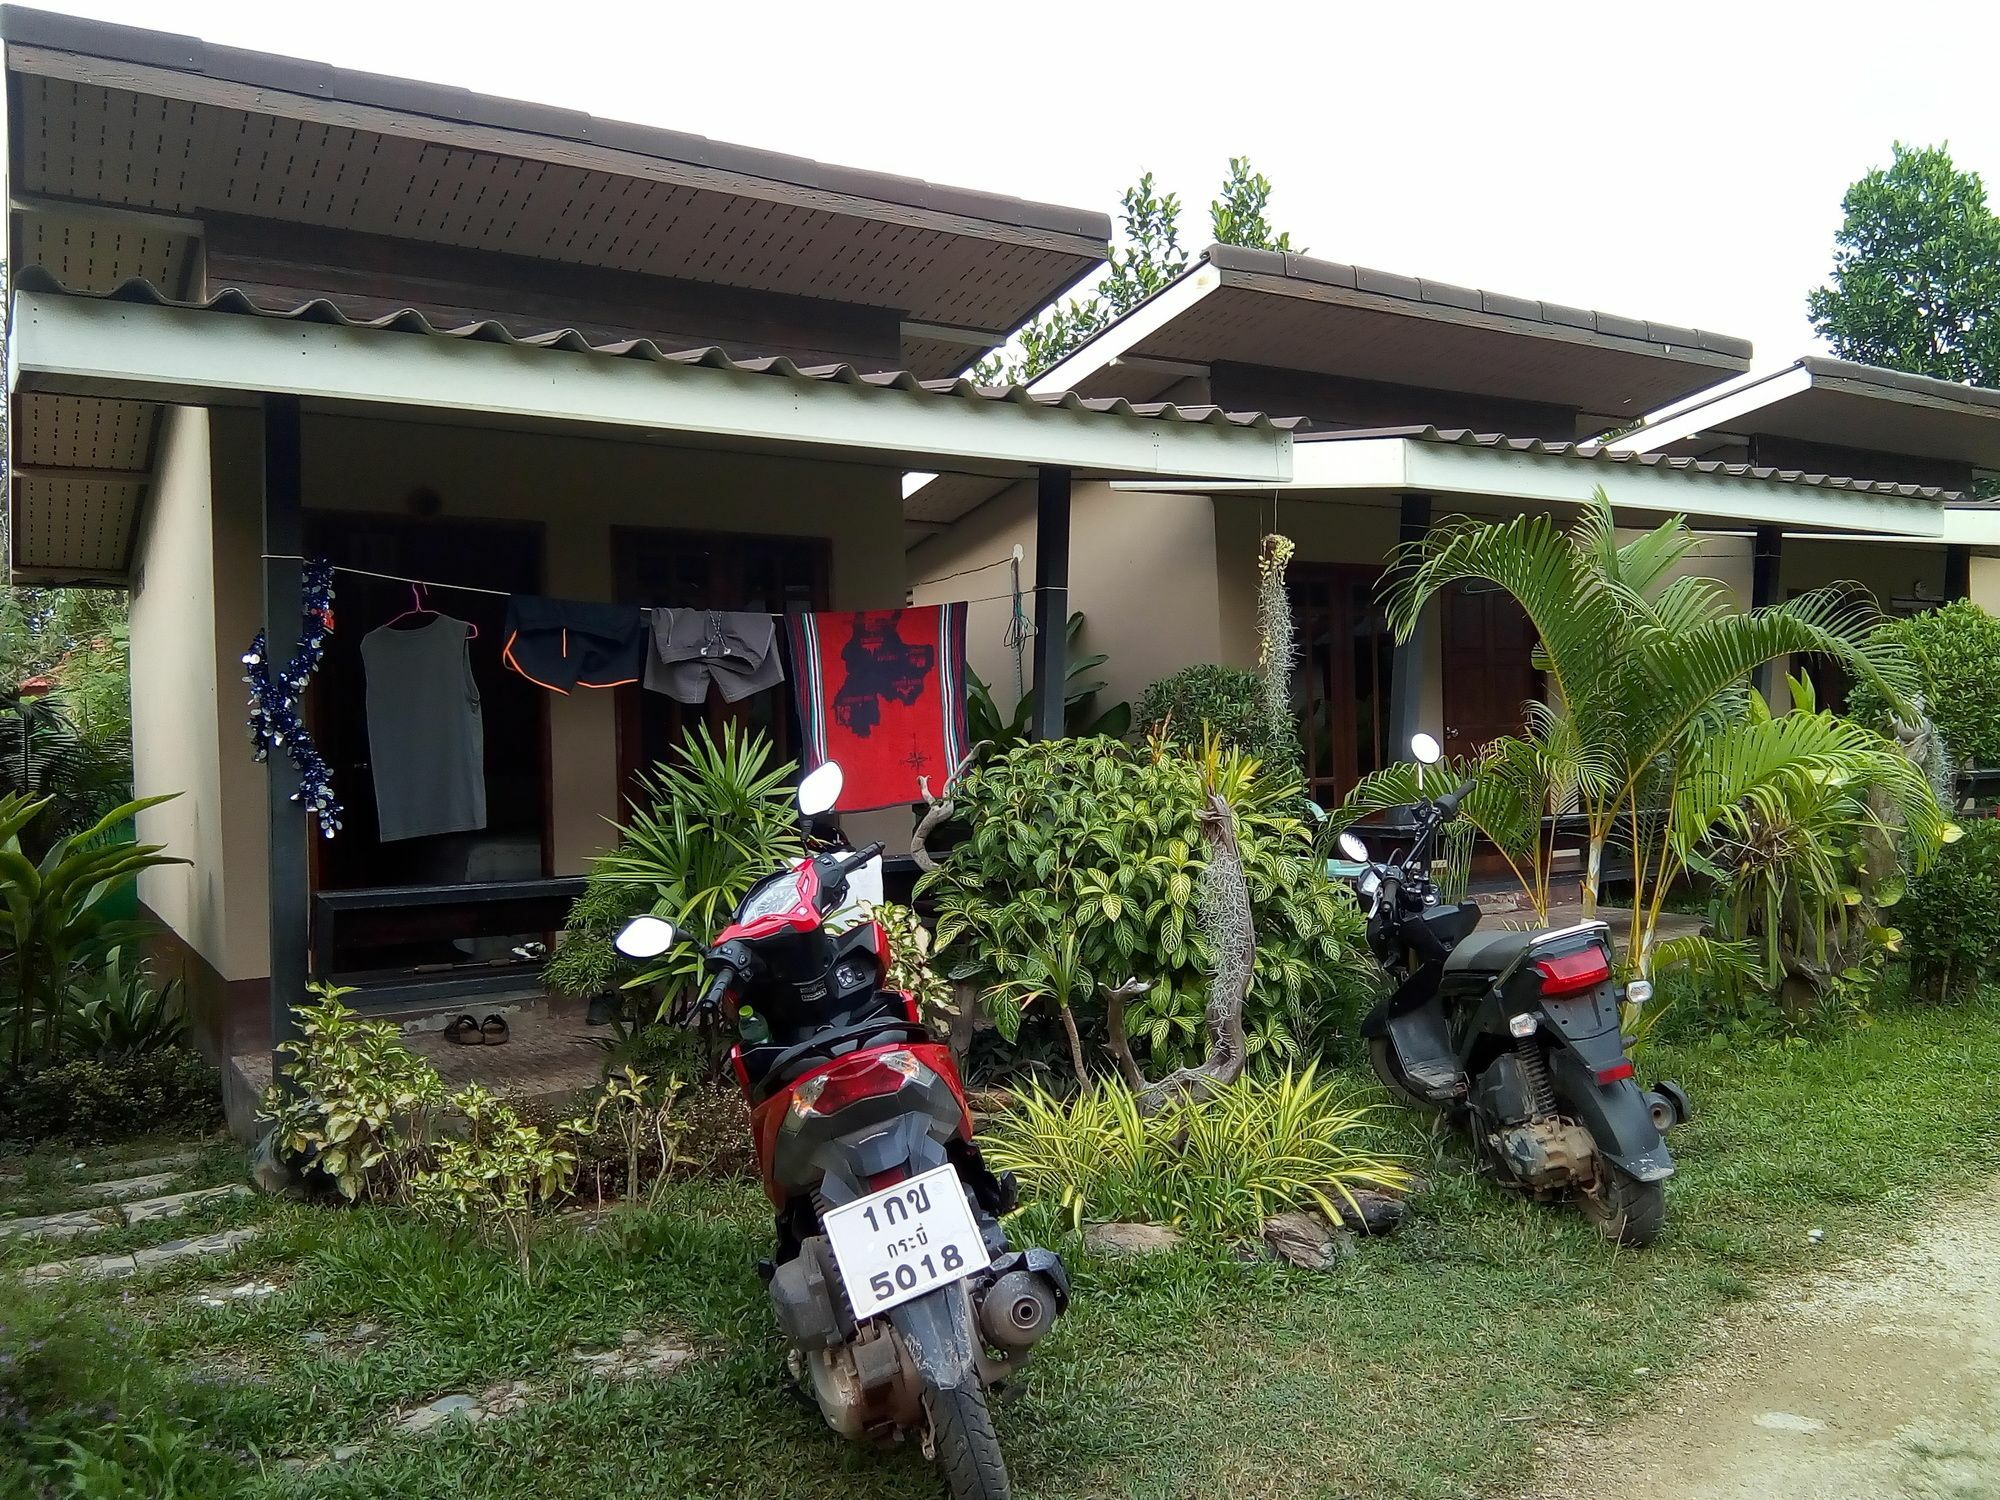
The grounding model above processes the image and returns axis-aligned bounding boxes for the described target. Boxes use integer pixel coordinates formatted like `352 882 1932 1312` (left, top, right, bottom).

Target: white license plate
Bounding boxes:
820 1163 991 1319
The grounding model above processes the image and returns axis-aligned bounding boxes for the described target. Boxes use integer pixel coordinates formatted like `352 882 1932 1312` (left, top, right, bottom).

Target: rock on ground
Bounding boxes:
19 1227 262 1282
1261 1210 1357 1270
1084 1222 1183 1257
1525 1180 2000 1500
570 1330 696 1379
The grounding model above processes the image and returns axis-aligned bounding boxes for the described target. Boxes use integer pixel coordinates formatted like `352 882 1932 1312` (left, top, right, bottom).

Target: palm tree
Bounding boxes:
1346 490 1936 973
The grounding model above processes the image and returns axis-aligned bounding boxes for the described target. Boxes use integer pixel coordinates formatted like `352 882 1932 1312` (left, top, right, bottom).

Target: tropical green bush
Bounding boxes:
0 1049 220 1143
966 612 1131 748
1136 663 1296 767
919 736 1373 1076
544 724 803 1014
1344 491 1936 973
0 790 183 1073
985 1066 1407 1236
1901 816 2000 997
59 948 188 1059
1846 599 2000 770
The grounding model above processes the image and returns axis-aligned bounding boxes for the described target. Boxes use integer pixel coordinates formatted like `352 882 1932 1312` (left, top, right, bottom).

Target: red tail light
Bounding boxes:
1594 1061 1636 1085
788 1049 926 1121
1535 948 1611 996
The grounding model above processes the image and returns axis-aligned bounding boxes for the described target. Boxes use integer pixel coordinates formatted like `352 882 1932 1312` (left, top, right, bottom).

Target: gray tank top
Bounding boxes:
361 616 487 843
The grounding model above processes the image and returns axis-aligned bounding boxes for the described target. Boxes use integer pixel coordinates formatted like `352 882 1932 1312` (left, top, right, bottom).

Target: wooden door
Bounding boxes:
1290 565 1394 806
612 526 829 810
1441 583 1540 760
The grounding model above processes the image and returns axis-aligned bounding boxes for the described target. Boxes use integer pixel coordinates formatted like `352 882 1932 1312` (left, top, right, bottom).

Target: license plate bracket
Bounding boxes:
820 1163 991 1320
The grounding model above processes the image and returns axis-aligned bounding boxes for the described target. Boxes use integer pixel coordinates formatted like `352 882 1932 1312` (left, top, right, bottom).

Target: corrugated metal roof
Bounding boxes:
1299 425 1961 500
11 270 1301 432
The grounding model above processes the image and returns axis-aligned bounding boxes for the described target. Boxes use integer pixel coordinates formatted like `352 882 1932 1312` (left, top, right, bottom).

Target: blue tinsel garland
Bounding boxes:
243 558 344 837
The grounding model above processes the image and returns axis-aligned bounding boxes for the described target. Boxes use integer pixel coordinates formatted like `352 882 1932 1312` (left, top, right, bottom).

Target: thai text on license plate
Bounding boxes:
820 1164 991 1318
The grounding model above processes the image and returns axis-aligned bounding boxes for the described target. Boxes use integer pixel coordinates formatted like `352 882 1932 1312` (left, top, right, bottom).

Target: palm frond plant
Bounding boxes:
547 723 803 1018
1346 488 1922 973
0 791 182 1073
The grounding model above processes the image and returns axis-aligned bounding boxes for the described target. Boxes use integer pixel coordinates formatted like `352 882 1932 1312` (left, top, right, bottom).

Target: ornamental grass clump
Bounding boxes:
985 1064 1409 1239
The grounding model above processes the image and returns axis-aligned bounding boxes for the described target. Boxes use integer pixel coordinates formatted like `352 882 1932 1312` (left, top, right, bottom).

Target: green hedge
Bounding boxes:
1901 816 2000 997
1847 600 2000 769
1 1049 222 1144
1136 664 1298 768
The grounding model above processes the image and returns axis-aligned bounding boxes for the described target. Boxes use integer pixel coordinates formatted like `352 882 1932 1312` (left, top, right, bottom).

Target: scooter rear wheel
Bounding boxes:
926 1382 1010 1500
1584 1165 1667 1248
1368 1035 1443 1112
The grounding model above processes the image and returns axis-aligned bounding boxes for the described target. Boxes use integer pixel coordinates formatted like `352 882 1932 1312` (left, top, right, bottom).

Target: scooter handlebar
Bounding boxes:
1433 778 1478 819
696 966 736 1014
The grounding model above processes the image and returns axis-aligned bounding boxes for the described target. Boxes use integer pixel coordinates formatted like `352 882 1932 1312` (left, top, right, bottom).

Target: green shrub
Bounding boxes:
1136 663 1297 768
1847 600 2000 769
919 737 1373 1074
545 724 802 1014
60 947 188 1060
985 1066 1408 1237
0 1048 220 1143
1902 817 2000 996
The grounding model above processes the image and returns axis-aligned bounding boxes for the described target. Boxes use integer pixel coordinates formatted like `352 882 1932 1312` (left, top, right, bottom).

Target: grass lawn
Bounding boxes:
6 987 2000 1499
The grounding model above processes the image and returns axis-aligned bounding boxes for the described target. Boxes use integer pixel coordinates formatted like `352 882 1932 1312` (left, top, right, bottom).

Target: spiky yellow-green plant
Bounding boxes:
986 1064 1410 1237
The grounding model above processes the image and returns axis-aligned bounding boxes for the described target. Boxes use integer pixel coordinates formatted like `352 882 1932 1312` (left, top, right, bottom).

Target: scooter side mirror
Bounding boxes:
798 761 845 818
613 915 679 960
1409 732 1442 765
1337 831 1370 863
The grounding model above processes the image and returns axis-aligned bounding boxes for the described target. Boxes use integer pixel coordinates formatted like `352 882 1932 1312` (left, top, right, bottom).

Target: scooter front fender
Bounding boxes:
1548 1045 1675 1182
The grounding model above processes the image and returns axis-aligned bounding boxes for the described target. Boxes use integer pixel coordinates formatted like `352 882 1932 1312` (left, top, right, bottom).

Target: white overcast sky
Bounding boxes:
22 0 2000 370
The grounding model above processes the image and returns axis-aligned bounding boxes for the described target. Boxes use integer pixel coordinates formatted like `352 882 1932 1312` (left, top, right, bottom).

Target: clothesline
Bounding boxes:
258 555 1055 612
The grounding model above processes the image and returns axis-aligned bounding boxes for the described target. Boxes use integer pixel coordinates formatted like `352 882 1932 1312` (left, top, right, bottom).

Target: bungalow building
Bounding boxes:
0 6 1295 1125
909 245 2000 805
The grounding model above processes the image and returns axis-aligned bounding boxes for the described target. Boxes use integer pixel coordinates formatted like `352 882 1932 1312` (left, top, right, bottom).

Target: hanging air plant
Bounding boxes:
1255 533 1299 768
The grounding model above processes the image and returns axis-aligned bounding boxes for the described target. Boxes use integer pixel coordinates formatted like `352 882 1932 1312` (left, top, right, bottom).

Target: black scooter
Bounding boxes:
1337 734 1690 1246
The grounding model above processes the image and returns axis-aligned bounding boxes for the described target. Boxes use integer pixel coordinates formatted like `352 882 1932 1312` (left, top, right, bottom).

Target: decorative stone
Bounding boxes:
330 1444 367 1463
129 1227 262 1272
393 1394 480 1434
79 1172 180 1203
569 1332 695 1380
190 1279 280 1308
1083 1221 1183 1257
1332 1188 1410 1237
1261 1210 1357 1271
123 1185 252 1225
19 1250 138 1283
0 1207 121 1241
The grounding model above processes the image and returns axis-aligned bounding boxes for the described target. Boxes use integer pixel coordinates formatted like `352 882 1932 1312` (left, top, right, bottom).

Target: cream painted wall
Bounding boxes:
1972 556 2000 615
128 405 229 969
197 412 906 981
906 481 1226 713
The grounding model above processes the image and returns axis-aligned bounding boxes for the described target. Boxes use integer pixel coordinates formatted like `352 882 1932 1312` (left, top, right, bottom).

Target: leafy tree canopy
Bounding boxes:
1807 142 2000 386
978 157 1297 385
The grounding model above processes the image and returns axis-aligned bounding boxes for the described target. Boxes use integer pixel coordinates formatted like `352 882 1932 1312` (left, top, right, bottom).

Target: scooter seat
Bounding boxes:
1443 927 1538 976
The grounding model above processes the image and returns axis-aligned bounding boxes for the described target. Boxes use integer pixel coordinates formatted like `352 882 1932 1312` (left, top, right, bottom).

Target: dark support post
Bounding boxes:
1386 493 1432 757
263 396 308 1084
1946 544 1972 602
1031 466 1072 741
1751 524 1782 702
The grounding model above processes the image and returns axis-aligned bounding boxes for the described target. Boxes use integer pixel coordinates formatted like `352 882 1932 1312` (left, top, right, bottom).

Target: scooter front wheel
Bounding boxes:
926 1382 1010 1500
1584 1165 1667 1247
1368 1035 1443 1112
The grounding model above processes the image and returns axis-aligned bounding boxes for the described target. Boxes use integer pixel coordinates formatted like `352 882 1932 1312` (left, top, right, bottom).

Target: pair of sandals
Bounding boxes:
445 1013 510 1046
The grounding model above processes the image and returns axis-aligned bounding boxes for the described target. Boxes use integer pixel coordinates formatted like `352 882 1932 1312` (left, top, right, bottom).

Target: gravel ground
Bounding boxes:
1527 1179 2000 1500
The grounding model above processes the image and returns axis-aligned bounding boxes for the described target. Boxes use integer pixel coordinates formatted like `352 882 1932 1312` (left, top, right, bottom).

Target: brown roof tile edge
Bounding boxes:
1297 424 1957 500
13 270 1301 432
0 5 1110 247
1203 243 1753 363
1797 356 2000 414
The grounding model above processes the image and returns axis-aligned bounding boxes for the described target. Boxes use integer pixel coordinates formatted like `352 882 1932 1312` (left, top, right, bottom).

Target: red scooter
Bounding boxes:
615 762 1066 1500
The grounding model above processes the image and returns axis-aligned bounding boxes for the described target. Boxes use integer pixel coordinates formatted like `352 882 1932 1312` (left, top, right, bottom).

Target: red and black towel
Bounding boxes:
785 605 969 813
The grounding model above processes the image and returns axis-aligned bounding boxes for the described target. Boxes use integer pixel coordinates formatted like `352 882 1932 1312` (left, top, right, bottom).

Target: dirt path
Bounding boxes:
1530 1182 2000 1500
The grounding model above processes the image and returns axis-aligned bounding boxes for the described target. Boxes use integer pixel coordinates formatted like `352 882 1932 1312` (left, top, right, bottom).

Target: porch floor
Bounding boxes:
224 996 608 1142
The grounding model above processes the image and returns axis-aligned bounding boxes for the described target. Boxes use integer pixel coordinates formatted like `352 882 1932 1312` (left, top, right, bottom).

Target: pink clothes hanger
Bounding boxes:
382 582 478 638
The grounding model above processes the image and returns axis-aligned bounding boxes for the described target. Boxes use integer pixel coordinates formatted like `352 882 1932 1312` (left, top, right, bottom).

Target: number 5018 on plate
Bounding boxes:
821 1164 991 1317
